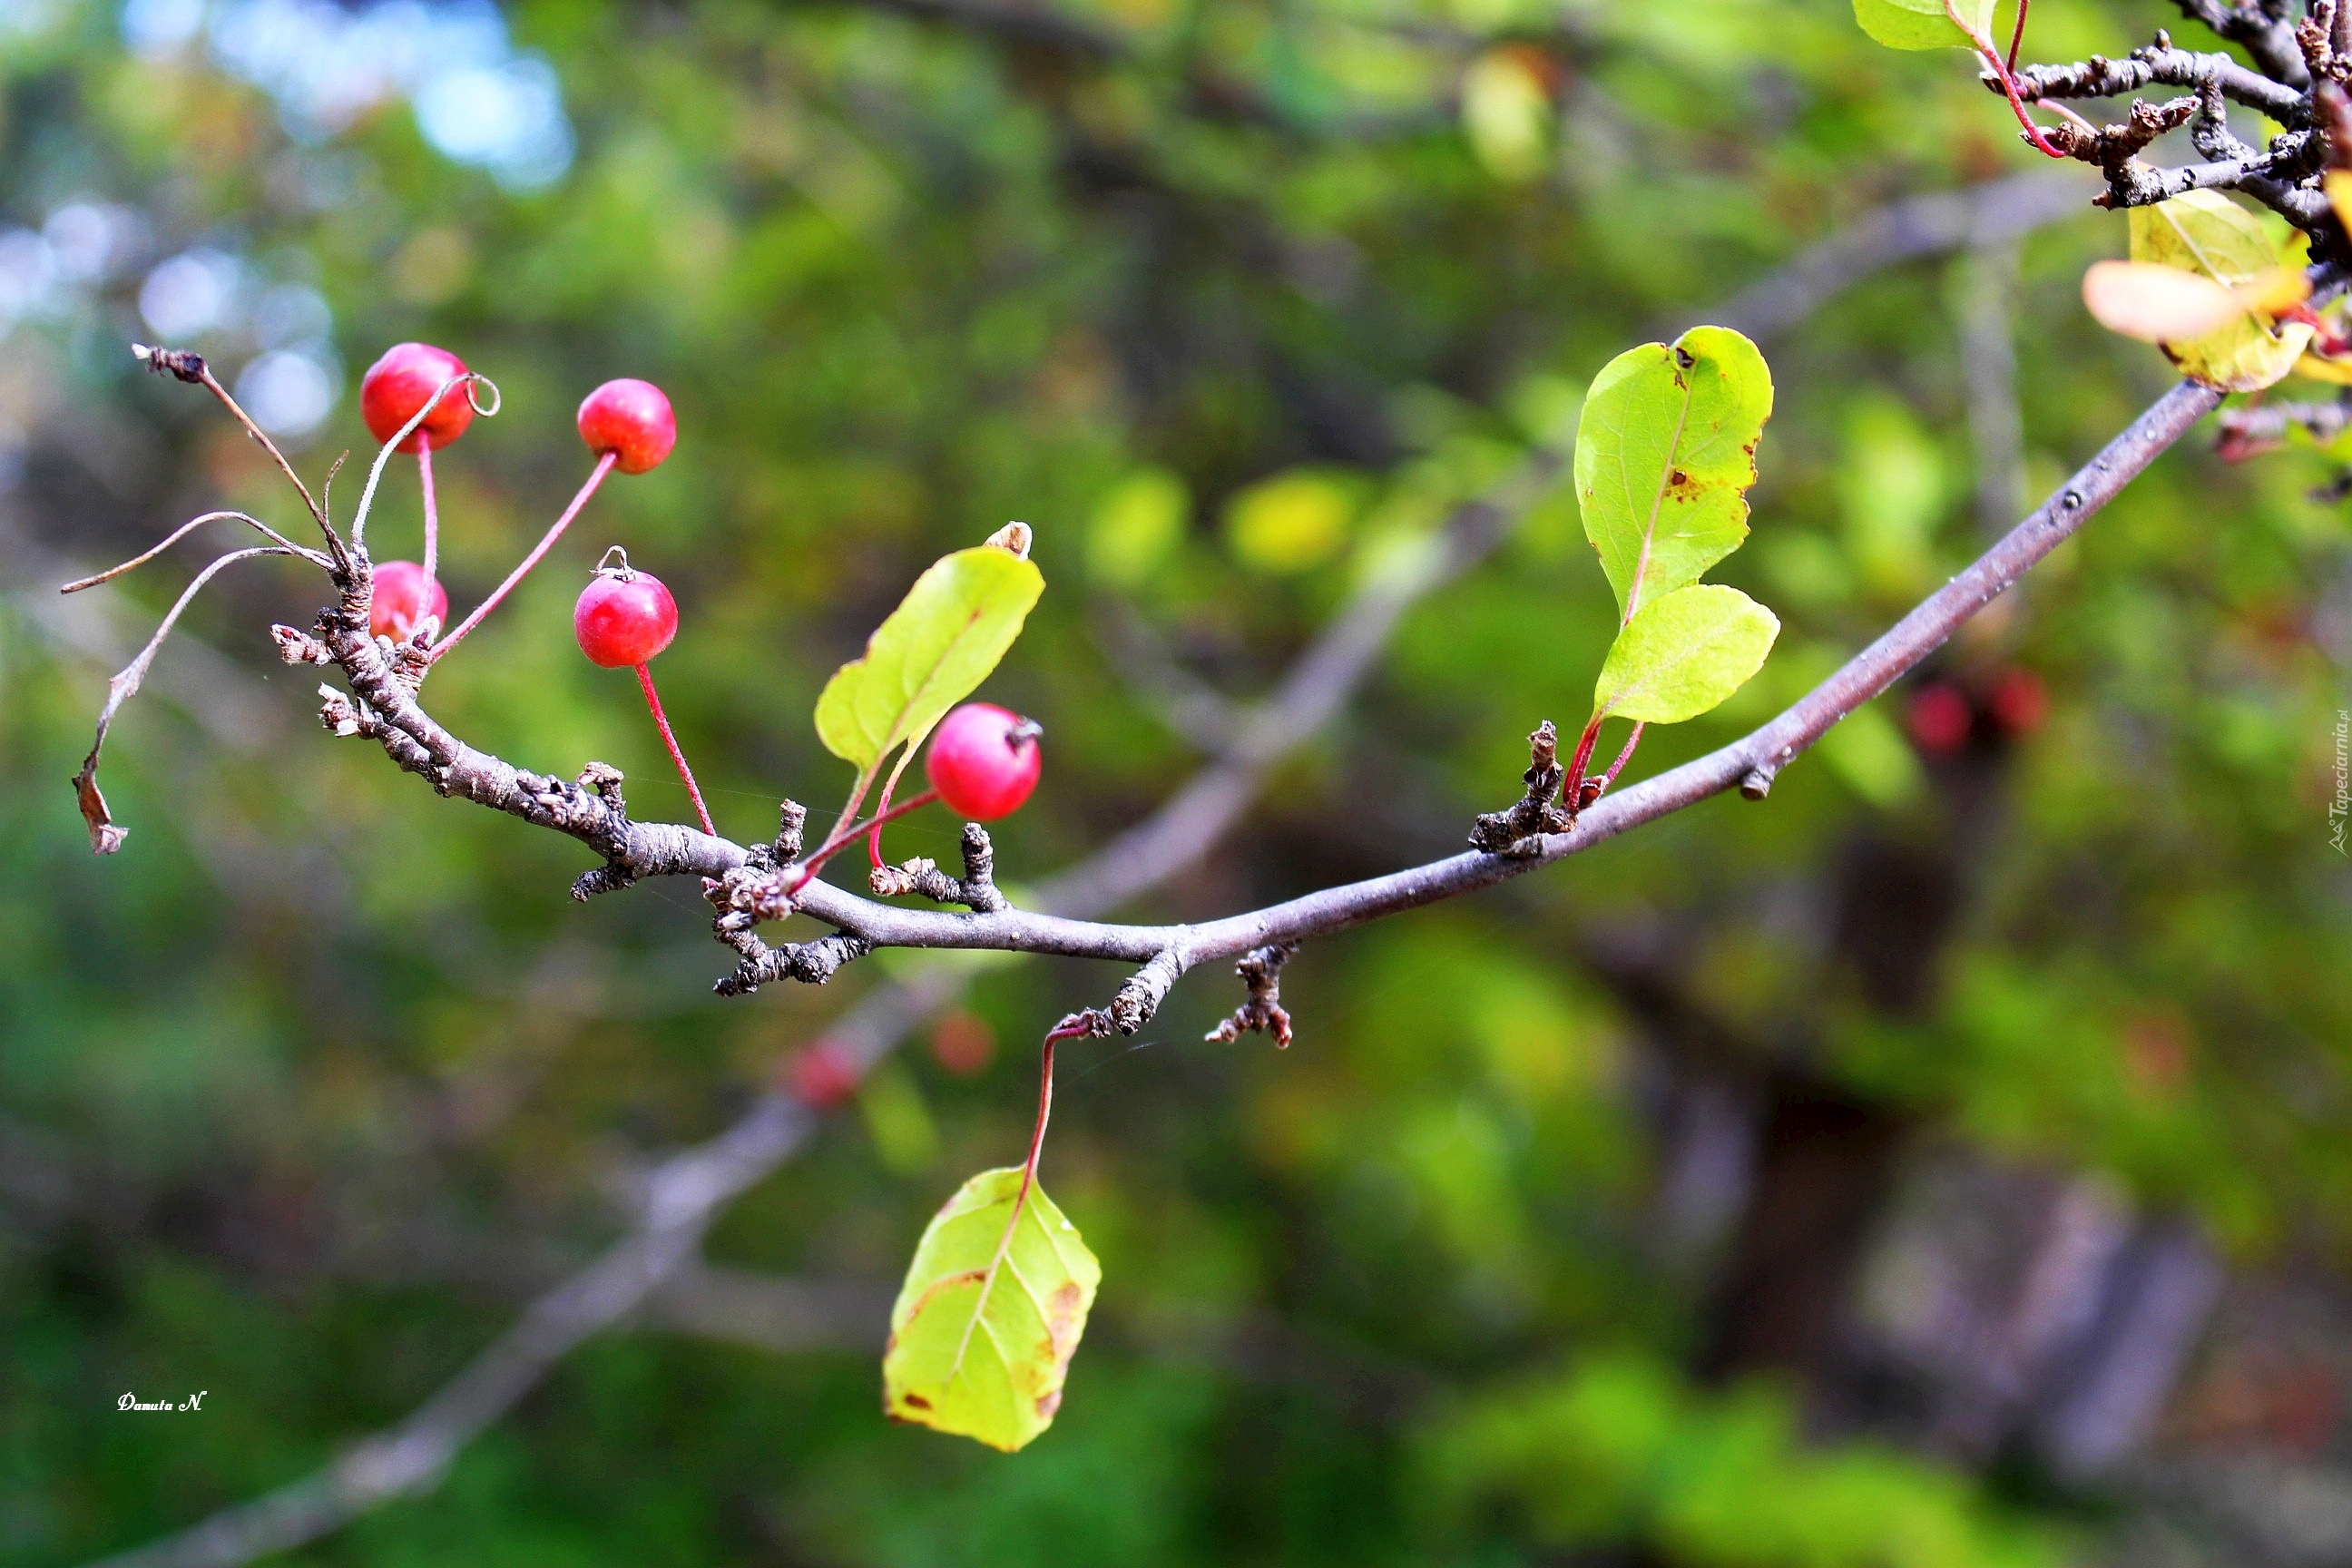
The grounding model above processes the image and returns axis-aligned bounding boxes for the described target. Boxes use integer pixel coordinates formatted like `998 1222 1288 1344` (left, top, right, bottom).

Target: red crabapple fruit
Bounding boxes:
360 343 474 453
576 379 676 475
370 559 447 642
926 702 1043 821
573 558 680 669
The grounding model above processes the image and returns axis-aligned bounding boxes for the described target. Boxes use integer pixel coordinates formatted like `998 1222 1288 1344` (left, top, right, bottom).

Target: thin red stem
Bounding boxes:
1596 720 1646 798
417 443 440 595
431 452 617 662
868 774 902 870
782 789 943 897
1561 713 1606 814
948 1018 1081 1379
635 662 715 837
1947 2 2061 158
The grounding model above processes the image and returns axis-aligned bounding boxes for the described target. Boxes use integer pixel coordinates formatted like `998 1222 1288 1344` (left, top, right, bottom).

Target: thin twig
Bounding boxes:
133 346 335 551
70 546 328 854
58 512 329 593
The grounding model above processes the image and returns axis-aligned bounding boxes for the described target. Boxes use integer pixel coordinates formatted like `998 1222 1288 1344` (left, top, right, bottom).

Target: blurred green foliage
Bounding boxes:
2 0 2349 1562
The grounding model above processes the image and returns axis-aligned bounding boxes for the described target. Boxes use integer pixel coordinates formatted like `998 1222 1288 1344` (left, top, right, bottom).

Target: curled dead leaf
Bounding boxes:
72 752 127 855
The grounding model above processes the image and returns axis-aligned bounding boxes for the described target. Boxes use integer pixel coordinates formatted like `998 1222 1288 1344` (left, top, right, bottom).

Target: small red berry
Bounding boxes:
573 554 679 668
360 342 474 453
926 701 1042 821
1987 666 2049 738
790 1042 860 1109
576 378 676 475
1906 682 1973 756
931 1010 995 1076
370 560 447 641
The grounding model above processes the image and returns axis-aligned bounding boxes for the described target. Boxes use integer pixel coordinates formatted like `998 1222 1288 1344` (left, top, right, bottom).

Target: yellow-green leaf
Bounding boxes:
1853 0 1994 50
1462 46 1551 181
882 1166 1101 1452
815 543 1044 773
1574 325 1773 621
1086 467 1189 587
1225 466 1359 573
2127 191 2314 391
1592 583 1779 725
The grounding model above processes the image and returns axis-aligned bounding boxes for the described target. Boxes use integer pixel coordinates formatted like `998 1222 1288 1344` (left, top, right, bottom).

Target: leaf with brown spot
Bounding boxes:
1575 326 1773 622
880 1166 1100 1452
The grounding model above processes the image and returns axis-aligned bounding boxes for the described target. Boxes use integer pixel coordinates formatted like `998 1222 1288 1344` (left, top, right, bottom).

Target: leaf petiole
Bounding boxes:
1949 0 2063 158
948 1014 1086 1383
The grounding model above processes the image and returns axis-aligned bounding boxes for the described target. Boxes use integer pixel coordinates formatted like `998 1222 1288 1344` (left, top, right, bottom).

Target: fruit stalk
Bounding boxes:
417 443 441 601
435 453 617 662
634 661 715 837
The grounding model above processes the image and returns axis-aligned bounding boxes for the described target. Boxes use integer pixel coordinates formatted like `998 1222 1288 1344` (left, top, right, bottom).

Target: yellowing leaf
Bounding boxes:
815 542 1044 774
2127 191 2314 391
1591 583 1779 725
2293 349 2352 385
1853 0 1994 50
882 1166 1101 1452
1574 325 1773 621
2081 260 2243 344
1225 467 1359 573
2236 266 2312 316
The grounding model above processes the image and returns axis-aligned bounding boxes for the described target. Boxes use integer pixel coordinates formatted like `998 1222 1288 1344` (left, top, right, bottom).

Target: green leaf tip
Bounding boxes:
815 532 1046 776
1853 0 1994 51
882 1165 1101 1452
1592 583 1780 725
1574 325 1773 622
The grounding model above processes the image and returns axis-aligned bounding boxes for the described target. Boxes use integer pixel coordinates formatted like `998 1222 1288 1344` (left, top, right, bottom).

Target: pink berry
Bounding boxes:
360 343 474 453
577 378 676 475
573 558 679 668
926 702 1042 821
370 560 447 641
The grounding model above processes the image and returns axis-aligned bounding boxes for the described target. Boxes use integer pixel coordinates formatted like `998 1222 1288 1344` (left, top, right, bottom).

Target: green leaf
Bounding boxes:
1574 326 1773 621
2126 191 2314 392
882 1166 1101 1452
1852 0 1994 50
815 543 1045 773
1592 583 1780 725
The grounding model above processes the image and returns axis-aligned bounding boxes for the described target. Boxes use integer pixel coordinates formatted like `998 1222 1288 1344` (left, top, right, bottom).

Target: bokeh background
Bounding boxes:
4 0 2351 1562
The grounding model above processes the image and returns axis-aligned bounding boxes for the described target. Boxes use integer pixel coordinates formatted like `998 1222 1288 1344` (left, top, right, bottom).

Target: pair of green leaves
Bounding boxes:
1577 326 1779 728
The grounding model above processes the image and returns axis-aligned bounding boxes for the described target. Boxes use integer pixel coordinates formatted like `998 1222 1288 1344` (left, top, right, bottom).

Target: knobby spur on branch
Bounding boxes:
64 0 2352 1451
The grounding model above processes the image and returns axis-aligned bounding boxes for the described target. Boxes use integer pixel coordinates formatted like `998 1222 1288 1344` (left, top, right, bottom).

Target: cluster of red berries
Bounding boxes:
351 341 1042 850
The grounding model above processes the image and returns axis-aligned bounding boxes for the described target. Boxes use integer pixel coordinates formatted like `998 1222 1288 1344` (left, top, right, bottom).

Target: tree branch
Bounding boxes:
77 182 2147 1568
